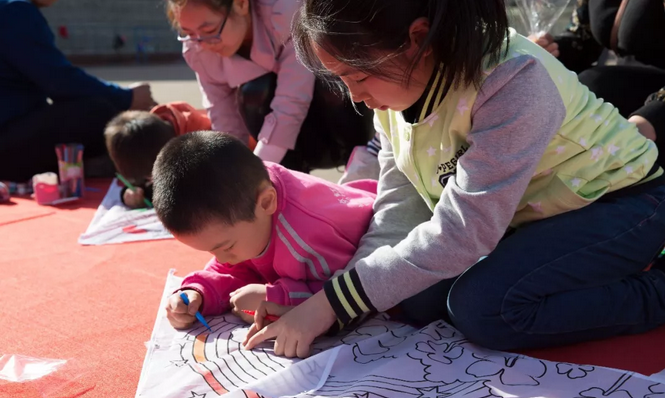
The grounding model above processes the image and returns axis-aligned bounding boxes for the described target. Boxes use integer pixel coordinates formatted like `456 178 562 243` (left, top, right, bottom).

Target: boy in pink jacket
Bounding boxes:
152 131 376 329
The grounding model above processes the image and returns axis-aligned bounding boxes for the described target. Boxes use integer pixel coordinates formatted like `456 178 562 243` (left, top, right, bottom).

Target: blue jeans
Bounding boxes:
398 183 665 350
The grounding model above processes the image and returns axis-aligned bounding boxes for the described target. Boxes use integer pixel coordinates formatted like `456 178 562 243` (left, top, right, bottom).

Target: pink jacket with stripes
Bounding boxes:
180 162 377 316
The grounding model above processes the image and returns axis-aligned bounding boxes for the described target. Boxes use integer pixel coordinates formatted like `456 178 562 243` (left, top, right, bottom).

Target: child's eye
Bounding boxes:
355 76 368 83
224 244 235 252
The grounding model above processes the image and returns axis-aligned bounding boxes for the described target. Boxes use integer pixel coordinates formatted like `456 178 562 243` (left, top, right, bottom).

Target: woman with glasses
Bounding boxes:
166 0 374 172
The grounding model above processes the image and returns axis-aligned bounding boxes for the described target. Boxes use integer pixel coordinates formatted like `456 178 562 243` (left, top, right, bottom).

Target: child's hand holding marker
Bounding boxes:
116 173 153 209
166 290 206 330
122 186 147 209
243 301 294 348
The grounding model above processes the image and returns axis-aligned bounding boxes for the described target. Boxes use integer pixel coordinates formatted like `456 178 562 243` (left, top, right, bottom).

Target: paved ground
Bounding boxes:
87 62 346 182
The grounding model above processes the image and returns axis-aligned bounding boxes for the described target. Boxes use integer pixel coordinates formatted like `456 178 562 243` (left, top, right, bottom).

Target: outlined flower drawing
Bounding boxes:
416 380 501 398
418 321 458 341
408 340 466 382
577 374 634 398
466 354 547 386
170 359 189 368
352 330 409 364
646 383 665 398
556 363 595 379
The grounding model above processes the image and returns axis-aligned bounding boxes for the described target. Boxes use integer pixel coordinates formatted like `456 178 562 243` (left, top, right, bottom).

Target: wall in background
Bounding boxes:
41 0 181 61
39 0 575 61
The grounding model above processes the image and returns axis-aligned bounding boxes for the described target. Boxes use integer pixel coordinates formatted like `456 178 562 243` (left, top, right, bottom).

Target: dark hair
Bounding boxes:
165 0 233 27
152 131 270 234
104 111 176 185
292 0 509 92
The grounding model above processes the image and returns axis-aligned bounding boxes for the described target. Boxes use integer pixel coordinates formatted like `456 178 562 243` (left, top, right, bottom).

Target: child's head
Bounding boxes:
292 0 508 111
153 131 276 265
105 111 176 185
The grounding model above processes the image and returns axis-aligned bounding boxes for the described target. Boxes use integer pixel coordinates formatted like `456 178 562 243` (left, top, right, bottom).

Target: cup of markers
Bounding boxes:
55 144 85 200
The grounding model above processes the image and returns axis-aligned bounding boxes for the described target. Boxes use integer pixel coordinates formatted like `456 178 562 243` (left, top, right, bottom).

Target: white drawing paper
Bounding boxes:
136 271 665 398
78 179 172 245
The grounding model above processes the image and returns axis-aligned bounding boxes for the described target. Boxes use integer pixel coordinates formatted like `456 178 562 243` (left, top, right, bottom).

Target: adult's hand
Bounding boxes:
129 82 157 110
243 290 337 358
529 33 560 58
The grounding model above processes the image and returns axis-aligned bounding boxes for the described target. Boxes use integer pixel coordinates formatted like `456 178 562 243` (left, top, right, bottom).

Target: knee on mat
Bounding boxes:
447 279 517 351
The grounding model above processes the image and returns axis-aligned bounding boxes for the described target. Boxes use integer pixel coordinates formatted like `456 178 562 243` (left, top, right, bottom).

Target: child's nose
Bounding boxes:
349 88 370 103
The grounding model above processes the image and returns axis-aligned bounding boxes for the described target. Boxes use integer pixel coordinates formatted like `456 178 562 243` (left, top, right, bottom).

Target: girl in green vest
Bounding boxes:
243 0 665 358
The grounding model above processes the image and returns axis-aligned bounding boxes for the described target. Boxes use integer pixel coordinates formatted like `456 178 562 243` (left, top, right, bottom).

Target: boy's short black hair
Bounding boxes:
104 111 176 185
152 131 270 235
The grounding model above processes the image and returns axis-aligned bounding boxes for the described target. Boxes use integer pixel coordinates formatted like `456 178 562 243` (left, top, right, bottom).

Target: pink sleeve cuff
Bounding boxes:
179 281 224 316
265 283 289 306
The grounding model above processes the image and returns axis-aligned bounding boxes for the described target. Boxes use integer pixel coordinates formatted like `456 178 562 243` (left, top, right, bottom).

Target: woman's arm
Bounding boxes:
253 39 315 163
251 0 316 163
193 72 252 145
0 1 132 109
324 56 566 324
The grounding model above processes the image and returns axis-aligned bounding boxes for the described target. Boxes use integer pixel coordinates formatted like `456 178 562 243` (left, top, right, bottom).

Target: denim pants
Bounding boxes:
398 183 665 351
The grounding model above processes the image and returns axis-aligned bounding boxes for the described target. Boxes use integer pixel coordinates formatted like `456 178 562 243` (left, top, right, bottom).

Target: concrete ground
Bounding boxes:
87 62 345 182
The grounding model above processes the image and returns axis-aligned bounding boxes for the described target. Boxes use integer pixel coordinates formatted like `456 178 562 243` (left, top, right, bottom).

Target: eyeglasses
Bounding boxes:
177 12 229 44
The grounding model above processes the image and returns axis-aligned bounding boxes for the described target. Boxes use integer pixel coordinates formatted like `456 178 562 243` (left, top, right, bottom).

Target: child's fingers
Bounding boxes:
167 293 188 313
183 290 203 316
244 323 278 350
253 300 292 330
283 337 299 358
548 45 560 58
296 339 312 359
124 187 145 208
273 334 287 357
244 323 259 346
166 310 195 329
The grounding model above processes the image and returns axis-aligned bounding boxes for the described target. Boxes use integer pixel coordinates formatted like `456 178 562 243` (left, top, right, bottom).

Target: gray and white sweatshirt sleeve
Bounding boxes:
323 56 566 324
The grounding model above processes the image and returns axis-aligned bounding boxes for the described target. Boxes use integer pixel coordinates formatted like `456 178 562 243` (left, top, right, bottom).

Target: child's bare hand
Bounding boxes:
243 291 335 358
229 284 267 322
123 187 146 209
629 115 657 141
529 33 560 58
243 301 294 344
166 290 202 329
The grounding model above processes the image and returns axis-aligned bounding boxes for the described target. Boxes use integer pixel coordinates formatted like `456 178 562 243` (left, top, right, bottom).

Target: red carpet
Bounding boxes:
0 179 663 397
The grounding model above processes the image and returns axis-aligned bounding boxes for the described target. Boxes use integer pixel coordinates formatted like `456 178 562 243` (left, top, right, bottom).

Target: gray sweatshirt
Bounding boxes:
323 55 567 323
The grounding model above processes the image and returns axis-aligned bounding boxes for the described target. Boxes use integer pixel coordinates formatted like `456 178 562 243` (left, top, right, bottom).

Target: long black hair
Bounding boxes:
292 0 509 92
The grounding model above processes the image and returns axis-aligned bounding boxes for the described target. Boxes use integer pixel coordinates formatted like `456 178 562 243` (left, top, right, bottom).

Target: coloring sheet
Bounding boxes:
136 270 665 398
78 179 172 245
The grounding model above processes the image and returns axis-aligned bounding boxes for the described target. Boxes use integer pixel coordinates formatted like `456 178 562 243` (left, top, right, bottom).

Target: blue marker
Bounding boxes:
179 292 212 332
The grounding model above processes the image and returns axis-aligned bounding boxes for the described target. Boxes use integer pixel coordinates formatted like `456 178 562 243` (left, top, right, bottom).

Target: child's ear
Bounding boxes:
407 17 432 57
233 0 250 17
256 185 277 216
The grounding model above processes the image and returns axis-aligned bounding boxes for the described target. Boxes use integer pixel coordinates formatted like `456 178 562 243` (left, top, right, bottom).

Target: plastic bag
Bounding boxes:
515 0 573 37
0 355 92 398
0 355 66 382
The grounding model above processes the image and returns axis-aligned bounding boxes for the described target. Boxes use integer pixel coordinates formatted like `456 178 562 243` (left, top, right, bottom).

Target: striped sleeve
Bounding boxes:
323 268 376 324
366 133 382 156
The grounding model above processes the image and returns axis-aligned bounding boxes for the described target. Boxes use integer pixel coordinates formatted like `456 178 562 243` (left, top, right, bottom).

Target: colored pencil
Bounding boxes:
115 173 153 208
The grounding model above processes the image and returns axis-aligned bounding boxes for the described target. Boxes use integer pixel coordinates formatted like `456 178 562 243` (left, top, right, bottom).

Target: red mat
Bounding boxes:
0 179 663 397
